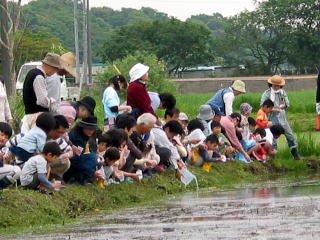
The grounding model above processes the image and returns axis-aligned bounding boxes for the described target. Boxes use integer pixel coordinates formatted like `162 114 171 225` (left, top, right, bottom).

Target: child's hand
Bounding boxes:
145 159 157 168
52 182 62 189
279 104 286 109
94 170 105 180
59 153 69 163
72 145 82 156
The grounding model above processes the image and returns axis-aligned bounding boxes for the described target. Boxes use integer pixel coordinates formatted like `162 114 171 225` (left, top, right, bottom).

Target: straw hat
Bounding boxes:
231 80 246 93
267 75 285 86
60 52 76 77
42 52 61 69
129 63 149 82
197 104 214 121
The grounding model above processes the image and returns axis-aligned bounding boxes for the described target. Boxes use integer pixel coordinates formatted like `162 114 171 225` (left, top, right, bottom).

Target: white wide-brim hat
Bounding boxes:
129 63 149 82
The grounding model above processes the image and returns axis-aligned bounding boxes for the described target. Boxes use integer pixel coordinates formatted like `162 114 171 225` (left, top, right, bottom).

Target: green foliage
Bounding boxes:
97 51 177 94
99 18 214 73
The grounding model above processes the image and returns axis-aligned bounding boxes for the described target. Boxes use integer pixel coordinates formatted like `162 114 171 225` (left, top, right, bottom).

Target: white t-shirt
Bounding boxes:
223 88 235 116
264 128 273 145
20 155 47 186
148 92 160 111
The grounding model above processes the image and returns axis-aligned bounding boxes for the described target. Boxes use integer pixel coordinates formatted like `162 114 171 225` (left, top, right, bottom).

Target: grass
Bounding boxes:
2 88 319 234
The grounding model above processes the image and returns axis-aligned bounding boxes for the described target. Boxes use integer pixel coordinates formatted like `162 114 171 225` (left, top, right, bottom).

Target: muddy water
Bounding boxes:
5 174 320 240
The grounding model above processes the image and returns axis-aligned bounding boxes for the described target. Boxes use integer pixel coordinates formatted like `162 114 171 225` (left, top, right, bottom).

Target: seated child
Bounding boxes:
20 141 62 190
0 122 21 190
256 99 274 128
211 120 235 158
247 117 256 139
10 112 56 165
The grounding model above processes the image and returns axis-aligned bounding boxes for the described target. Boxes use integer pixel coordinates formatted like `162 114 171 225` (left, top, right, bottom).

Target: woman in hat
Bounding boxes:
260 75 301 160
127 63 156 118
63 116 99 184
102 75 132 131
197 104 215 137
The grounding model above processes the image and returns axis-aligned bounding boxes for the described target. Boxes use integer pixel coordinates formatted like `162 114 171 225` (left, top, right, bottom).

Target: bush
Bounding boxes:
97 51 177 94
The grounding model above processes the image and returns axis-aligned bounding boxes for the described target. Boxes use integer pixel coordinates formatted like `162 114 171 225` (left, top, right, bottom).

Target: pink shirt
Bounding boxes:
220 116 242 150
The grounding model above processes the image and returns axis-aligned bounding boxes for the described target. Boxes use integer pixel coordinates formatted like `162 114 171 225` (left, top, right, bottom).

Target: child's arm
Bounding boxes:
198 148 221 163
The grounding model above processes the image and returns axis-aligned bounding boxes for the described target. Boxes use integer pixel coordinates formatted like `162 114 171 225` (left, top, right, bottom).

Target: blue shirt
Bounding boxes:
102 86 120 118
17 126 47 153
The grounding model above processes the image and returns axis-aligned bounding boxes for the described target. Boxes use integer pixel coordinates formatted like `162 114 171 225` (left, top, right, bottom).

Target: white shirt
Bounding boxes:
20 155 47 186
223 88 235 116
148 92 160 111
264 128 273 145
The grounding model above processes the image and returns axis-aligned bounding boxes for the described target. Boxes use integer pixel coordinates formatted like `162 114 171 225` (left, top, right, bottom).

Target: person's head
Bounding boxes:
0 122 12 146
41 52 61 76
270 124 285 139
213 112 222 122
97 133 111 152
178 112 189 128
240 102 253 117
262 99 274 113
108 75 128 91
42 141 62 163
103 147 120 166
116 113 136 135
163 120 184 140
77 116 98 137
136 113 156 135
253 127 266 142
105 128 128 150
130 131 149 152
164 108 180 122
159 93 176 110
204 134 219 150
76 96 96 118
187 119 204 133
248 117 256 131
60 102 76 125
231 80 246 96
210 120 221 135
230 112 242 127
129 63 149 83
47 115 69 140
267 75 285 90
197 104 214 121
36 112 56 134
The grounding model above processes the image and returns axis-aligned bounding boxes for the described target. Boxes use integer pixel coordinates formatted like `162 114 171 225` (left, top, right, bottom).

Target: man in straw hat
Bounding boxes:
21 52 62 133
207 80 246 116
46 52 76 107
260 75 301 160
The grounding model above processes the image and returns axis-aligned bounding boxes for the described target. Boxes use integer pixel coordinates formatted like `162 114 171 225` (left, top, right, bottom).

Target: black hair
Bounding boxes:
42 141 61 156
254 128 266 138
104 147 120 162
248 117 256 126
36 112 56 133
54 115 69 129
97 133 112 144
159 93 176 110
164 108 180 119
268 83 283 89
210 120 221 130
205 134 219 144
163 120 184 135
236 130 243 141
0 122 12 138
262 99 274 108
105 128 128 148
270 124 285 137
115 113 136 131
187 119 204 132
108 74 127 91
221 126 226 135
130 131 150 152
230 112 242 122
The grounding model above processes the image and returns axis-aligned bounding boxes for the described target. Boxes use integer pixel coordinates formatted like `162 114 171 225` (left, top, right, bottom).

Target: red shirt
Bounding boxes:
127 80 156 116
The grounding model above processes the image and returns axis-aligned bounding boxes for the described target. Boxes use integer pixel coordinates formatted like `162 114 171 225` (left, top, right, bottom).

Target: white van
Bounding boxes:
16 62 78 100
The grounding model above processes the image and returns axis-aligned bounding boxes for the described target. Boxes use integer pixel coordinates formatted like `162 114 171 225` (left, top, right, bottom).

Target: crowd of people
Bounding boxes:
0 52 302 193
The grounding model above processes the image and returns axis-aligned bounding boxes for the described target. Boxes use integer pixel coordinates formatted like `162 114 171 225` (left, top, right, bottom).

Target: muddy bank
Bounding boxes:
0 159 320 234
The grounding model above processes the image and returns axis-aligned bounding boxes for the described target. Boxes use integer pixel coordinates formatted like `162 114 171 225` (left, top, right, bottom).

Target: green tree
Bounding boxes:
98 51 176 94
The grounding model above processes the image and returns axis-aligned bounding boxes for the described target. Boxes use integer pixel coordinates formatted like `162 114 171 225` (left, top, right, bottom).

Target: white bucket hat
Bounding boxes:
129 63 149 82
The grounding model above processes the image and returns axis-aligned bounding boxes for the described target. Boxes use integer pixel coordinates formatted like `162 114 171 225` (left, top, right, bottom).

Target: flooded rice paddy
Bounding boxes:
4 174 320 240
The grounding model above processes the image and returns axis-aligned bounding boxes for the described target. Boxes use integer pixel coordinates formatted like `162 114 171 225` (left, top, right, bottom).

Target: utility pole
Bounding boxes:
80 0 88 93
73 0 80 85
86 0 92 84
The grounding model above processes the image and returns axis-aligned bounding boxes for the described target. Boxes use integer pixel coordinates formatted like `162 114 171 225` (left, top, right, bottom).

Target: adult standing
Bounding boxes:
260 75 301 160
207 80 246 116
0 76 13 126
21 53 61 133
127 63 156 118
46 52 76 106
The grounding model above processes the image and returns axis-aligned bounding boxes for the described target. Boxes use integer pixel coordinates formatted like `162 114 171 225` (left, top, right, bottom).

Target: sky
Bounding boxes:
21 0 257 20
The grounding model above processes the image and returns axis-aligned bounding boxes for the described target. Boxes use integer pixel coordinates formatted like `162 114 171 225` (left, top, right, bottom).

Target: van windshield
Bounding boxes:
17 65 38 83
